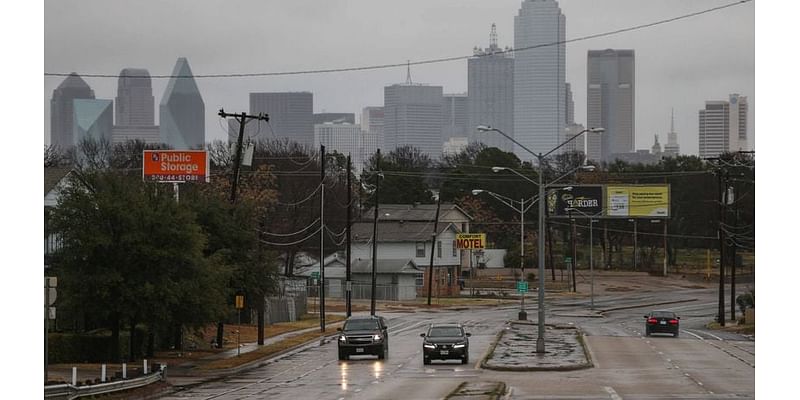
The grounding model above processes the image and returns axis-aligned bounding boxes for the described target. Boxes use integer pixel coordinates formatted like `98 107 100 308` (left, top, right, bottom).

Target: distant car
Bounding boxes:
644 310 680 337
337 315 388 360
420 323 471 365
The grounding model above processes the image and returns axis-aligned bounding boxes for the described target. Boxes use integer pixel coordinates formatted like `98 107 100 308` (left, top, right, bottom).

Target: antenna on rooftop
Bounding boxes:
490 23 498 49
405 60 413 84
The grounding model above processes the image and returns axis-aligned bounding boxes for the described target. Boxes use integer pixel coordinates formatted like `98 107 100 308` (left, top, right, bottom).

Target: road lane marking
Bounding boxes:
603 386 623 400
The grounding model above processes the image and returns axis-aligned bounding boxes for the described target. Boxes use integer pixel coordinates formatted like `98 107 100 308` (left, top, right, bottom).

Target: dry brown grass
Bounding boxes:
199 330 329 370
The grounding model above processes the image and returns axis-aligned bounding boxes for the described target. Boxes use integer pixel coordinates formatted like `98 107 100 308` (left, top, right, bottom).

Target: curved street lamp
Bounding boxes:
477 124 603 353
472 189 537 320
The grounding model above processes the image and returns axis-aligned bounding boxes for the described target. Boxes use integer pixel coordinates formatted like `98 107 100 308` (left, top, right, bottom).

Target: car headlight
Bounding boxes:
453 343 466 348
373 334 382 341
339 335 346 342
423 343 436 349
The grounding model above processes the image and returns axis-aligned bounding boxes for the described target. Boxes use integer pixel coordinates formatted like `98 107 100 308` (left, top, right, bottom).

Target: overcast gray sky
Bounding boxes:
44 0 754 156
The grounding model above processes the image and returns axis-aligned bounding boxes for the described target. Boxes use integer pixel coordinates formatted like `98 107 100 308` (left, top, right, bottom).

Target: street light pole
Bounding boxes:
478 124 603 355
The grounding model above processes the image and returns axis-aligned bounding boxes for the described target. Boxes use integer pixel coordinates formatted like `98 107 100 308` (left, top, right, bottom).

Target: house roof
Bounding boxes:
361 203 473 222
351 221 460 242
351 258 421 274
44 167 73 196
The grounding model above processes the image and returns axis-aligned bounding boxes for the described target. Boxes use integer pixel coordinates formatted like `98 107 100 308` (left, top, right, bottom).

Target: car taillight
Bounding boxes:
668 319 679 324
647 318 658 324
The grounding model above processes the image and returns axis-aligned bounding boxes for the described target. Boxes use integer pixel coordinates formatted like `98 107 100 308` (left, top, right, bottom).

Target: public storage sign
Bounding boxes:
143 150 209 183
456 233 486 250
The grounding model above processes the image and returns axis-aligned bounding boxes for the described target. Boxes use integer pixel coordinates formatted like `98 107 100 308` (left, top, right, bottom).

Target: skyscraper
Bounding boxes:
314 121 367 172
468 23 514 152
514 0 565 160
113 68 159 144
116 68 154 126
159 58 205 149
587 49 635 161
383 83 443 159
50 73 95 149
698 94 748 158
73 99 113 146
663 109 680 157
361 106 384 164
442 93 468 142
250 92 314 147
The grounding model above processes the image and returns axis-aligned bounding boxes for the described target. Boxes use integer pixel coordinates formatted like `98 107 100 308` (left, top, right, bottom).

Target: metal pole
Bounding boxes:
320 145 325 332
45 278 49 383
346 155 352 317
371 149 380 316
237 309 241 357
427 194 442 305
571 218 577 292
718 170 726 326
536 154 546 353
590 219 594 309
519 198 526 320
633 219 638 270
663 221 668 277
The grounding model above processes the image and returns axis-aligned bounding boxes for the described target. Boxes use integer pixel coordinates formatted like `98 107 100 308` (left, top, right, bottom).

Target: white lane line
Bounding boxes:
603 386 623 400
704 331 724 341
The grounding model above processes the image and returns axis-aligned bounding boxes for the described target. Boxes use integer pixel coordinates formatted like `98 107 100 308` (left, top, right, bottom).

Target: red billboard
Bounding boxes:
142 150 209 183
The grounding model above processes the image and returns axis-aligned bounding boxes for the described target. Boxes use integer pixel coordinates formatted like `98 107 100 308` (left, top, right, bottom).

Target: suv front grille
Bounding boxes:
346 335 375 345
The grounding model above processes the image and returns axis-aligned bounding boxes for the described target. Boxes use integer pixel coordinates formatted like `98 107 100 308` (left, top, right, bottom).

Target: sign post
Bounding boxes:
234 292 245 357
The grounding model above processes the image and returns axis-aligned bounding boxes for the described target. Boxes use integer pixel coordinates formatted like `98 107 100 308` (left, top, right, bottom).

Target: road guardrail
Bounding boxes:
44 366 165 400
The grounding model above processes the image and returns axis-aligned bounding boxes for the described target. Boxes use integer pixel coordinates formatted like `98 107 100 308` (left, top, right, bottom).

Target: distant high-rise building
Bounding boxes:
361 106 384 165
314 113 355 125
663 109 680 157
383 82 444 159
443 137 469 156
563 123 586 154
587 49 635 161
651 134 662 155
468 24 514 152
250 92 314 147
442 93 468 142
50 73 95 149
73 99 113 146
514 0 566 160
698 94 748 158
159 58 205 149
314 121 368 172
565 82 575 125
116 68 154 126
113 68 158 144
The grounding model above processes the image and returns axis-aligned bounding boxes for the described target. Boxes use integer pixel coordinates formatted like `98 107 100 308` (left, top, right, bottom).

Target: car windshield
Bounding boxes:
651 311 676 318
344 319 379 331
428 327 463 337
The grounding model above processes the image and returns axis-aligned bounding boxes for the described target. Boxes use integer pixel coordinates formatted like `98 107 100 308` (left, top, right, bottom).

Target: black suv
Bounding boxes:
421 323 471 365
337 315 388 360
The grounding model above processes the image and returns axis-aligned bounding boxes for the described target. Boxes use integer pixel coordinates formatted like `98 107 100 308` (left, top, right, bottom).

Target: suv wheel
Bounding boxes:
423 357 431 365
461 354 469 365
377 346 385 360
338 349 348 361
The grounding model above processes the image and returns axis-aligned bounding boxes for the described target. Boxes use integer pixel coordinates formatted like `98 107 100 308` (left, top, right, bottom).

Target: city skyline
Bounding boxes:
44 0 754 157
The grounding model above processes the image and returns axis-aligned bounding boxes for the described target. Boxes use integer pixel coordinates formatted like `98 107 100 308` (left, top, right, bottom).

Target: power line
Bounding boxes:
44 0 752 80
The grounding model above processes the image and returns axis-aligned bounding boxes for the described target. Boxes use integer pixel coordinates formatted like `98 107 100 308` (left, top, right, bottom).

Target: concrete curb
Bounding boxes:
479 322 593 372
444 381 507 400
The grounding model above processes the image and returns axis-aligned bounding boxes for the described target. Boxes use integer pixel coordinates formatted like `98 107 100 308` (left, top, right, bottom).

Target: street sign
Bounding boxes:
564 256 572 263
46 307 56 320
45 276 58 287
310 271 320 279
235 294 245 310
516 281 528 293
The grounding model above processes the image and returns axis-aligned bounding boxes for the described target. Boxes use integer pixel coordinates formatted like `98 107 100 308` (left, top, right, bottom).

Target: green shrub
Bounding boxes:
48 328 147 363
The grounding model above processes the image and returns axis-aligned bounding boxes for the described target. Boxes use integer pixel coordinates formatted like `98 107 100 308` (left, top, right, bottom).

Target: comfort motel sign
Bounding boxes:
456 233 486 250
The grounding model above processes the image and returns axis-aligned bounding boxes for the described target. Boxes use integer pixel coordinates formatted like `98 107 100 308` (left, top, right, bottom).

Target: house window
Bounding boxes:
415 273 424 287
416 241 426 258
452 240 457 257
391 275 398 285
437 240 442 258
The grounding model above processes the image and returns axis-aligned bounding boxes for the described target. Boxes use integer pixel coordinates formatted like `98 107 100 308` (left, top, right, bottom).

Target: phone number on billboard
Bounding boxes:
145 174 204 182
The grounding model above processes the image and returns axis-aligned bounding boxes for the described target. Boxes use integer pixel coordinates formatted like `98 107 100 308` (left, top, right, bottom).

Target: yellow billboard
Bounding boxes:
606 185 670 217
456 233 486 249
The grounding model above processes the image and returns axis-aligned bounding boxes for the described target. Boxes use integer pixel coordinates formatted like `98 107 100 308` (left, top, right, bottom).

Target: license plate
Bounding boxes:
356 348 364 353
660 321 666 325
440 350 449 355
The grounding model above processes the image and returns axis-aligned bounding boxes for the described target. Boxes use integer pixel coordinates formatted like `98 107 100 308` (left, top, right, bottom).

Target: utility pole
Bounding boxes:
717 167 727 326
730 182 737 322
346 154 352 317
320 145 326 332
370 149 381 316
571 216 577 292
427 193 443 305
217 109 269 348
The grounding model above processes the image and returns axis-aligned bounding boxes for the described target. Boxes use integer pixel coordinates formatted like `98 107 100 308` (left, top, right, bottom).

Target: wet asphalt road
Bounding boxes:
160 282 754 399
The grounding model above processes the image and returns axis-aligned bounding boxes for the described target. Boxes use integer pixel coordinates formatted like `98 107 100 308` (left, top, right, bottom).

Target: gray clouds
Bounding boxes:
44 0 754 155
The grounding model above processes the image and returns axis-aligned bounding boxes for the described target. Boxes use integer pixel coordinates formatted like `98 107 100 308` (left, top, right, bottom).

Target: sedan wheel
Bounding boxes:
423 357 430 365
